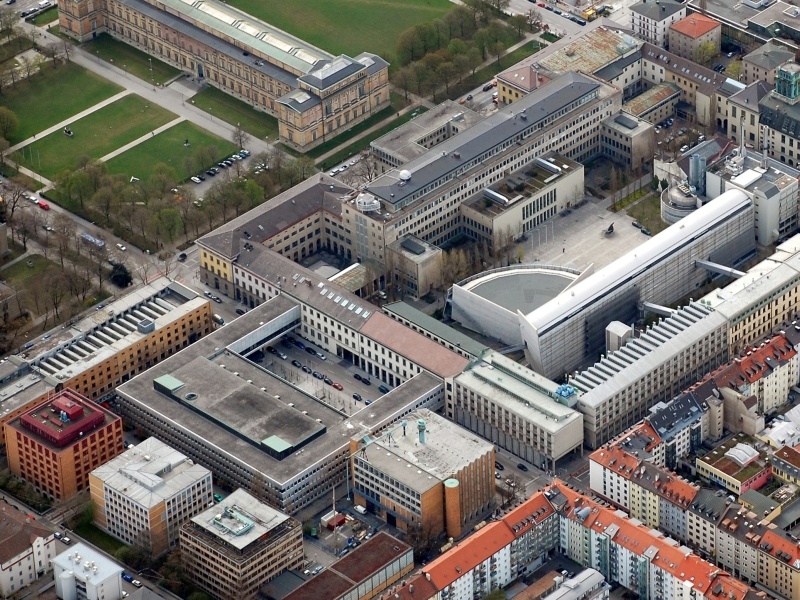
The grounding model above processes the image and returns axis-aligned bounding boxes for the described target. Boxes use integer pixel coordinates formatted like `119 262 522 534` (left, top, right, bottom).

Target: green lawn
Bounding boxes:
74 522 127 555
225 0 451 63
83 33 181 86
626 193 668 235
13 95 176 180
190 86 278 140
0 255 52 287
1 62 123 144
28 6 58 26
105 121 238 182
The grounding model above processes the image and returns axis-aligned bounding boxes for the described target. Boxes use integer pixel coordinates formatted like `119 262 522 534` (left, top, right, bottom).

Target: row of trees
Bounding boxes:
52 128 317 252
392 6 538 101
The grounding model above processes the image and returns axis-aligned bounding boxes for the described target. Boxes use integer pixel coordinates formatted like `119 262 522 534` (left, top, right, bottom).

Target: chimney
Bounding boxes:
418 419 426 444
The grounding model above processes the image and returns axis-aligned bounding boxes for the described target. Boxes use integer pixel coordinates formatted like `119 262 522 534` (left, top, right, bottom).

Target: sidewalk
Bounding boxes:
98 116 184 162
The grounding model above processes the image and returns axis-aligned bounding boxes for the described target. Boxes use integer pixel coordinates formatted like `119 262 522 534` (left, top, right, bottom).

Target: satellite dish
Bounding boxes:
399 169 411 181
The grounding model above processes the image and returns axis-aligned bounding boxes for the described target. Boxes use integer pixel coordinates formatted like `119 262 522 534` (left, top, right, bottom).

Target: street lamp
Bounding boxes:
148 57 154 87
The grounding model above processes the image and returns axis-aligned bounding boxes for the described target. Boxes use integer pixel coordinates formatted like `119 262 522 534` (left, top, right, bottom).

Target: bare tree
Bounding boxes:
46 268 68 320
3 182 27 223
231 125 251 151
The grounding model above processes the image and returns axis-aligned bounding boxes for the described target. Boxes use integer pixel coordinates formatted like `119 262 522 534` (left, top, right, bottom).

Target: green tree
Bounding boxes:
392 66 415 101
509 14 527 37
694 40 717 66
725 59 743 81
660 178 669 191
0 107 18 142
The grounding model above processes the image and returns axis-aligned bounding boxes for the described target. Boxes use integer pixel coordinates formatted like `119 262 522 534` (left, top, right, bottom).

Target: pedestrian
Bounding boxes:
562 247 565 253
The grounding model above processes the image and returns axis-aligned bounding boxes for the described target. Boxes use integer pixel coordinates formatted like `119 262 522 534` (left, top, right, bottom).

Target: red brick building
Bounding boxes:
4 389 123 500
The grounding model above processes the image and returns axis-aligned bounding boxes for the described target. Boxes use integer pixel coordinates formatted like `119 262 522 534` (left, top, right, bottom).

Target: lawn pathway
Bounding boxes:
4 90 132 156
97 116 186 162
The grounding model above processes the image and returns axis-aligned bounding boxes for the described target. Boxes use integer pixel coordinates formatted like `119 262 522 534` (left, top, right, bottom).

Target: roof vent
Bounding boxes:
185 392 198 401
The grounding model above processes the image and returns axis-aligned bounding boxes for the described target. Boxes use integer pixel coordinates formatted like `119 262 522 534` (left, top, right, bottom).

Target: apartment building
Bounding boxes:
723 81 772 148
5 389 123 500
350 409 494 538
421 492 560 599
630 0 686 48
589 443 698 543
0 510 55 598
570 302 730 449
385 236 443 300
696 433 771 495
449 351 584 470
667 14 721 62
52 544 124 600
0 279 210 450
283 532 413 600
742 41 793 85
708 333 798 415
686 487 729 560
180 489 302 599
523 188 751 382
760 63 800 168
57 0 389 152
771 445 800 485
551 481 751 600
116 292 462 514
89 437 212 556
715 503 800 600
648 386 721 469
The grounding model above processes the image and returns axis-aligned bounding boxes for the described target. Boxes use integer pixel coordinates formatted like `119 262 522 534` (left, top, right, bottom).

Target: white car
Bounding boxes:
190 176 202 184
116 243 126 251
132 580 142 588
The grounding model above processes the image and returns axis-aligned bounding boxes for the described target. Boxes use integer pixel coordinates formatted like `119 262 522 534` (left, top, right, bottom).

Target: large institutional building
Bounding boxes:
56 0 389 151
89 437 213 556
179 489 303 599
5 389 123 500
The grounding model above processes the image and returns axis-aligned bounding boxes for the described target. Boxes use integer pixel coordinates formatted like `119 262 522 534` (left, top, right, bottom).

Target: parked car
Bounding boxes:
292 359 302 368
302 365 312 373
313 371 324 379
378 384 390 394
305 346 316 355
316 351 326 360
294 340 306 350
482 83 493 91
641 227 652 236
353 393 362 401
190 176 202 184
495 461 504 471
235 307 246 315
213 493 224 502
332 382 343 390
37 200 50 210
122 573 134 583
632 220 642 229
54 532 63 540
177 252 187 262
323 376 333 385
354 373 362 381
116 243 126 251
132 580 142 588
517 463 529 472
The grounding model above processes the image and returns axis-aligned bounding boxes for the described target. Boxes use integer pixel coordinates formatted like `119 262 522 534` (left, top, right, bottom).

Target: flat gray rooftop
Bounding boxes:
466 270 576 314
118 295 444 485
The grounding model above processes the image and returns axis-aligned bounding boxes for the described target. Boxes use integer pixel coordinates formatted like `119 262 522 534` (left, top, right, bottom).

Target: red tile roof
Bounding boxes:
360 312 470 378
422 522 514 589
501 490 555 535
552 481 730 595
384 574 438 600
670 14 720 38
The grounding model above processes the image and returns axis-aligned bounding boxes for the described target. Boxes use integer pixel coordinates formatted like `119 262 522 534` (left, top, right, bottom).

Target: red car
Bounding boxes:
37 200 50 211
538 2 545 6
332 382 344 391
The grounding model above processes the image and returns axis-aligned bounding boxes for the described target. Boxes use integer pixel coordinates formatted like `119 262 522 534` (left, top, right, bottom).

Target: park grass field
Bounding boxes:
2 62 123 144
105 121 237 183
190 86 278 140
83 33 181 86
13 95 176 180
226 0 451 62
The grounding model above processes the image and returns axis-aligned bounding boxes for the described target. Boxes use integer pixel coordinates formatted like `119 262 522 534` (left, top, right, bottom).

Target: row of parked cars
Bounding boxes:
191 149 250 183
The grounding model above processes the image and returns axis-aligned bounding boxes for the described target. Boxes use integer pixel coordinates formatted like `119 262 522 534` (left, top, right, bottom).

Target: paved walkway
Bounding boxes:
98 116 185 162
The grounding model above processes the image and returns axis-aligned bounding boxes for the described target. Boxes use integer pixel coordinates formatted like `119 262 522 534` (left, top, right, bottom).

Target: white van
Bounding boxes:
353 505 367 515
213 314 225 325
38 0 50 7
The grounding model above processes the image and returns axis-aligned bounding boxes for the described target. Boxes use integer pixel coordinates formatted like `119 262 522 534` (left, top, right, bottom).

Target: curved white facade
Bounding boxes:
450 265 581 346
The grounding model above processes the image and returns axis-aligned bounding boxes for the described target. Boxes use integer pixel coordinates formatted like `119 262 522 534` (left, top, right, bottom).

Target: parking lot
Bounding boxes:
248 334 390 415
654 117 707 161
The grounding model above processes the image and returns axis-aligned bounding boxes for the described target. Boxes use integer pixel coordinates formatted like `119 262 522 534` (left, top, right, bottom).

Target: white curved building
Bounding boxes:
520 189 754 379
450 265 584 345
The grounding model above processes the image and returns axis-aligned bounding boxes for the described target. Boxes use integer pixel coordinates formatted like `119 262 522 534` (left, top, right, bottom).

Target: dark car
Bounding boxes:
302 365 312 373
217 162 228 169
177 252 187 262
495 461 504 471
313 371 324 379
362 378 371 386
324 376 333 385
281 339 293 348
353 393 362 401
354 373 362 381
197 173 206 181
305 346 317 355
235 307 246 315
517 463 529 472
122 573 134 583
266 346 277 354
206 169 217 177
466 94 473 101
641 227 652 236
632 221 642 229
482 83 493 91
294 340 306 350
292 359 302 368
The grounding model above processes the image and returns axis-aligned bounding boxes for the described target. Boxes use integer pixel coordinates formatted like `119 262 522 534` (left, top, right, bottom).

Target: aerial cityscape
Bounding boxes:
2 0 800 598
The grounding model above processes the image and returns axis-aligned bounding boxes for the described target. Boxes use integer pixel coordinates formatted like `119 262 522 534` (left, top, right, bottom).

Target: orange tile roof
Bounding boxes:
712 334 796 389
502 491 555 535
670 14 720 38
360 312 470 378
391 574 439 599
551 480 729 594
589 444 640 474
422 521 514 589
760 529 800 564
774 445 800 469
